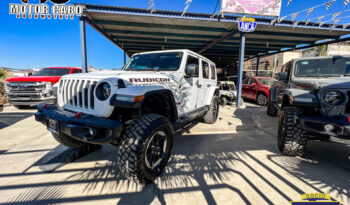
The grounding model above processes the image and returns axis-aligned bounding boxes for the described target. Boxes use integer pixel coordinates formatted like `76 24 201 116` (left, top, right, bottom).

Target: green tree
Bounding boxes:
0 69 7 82
315 45 328 56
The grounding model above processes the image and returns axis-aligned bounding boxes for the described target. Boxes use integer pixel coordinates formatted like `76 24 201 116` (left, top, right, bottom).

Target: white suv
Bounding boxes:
35 49 219 183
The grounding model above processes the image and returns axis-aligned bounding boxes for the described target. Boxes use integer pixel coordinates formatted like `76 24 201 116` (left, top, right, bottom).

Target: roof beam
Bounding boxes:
197 30 239 53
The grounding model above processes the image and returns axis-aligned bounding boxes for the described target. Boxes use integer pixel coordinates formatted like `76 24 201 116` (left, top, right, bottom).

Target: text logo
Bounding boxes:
9 0 83 20
238 17 257 32
129 78 171 83
291 193 341 205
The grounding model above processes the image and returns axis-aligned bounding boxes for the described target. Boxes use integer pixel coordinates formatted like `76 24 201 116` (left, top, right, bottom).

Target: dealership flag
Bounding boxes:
318 16 325 22
305 19 312 25
332 12 342 19
278 16 286 23
345 0 350 6
270 18 277 26
287 0 293 6
319 21 326 27
306 8 314 17
291 12 299 21
343 23 350 28
326 0 335 10
293 21 299 28
333 18 340 24
148 0 155 14
181 0 192 16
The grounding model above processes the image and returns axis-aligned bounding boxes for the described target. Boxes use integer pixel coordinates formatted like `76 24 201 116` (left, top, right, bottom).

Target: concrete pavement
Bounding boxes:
0 104 349 205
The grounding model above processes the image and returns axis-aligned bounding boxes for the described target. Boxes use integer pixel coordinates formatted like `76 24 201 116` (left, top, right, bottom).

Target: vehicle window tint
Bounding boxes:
185 55 199 77
210 65 216 80
242 78 249 84
72 69 82 74
202 61 209 79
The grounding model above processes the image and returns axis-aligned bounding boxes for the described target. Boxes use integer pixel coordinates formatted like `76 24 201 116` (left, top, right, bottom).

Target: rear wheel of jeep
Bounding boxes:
220 97 228 106
256 93 267 106
267 100 278 116
278 106 308 156
118 114 173 184
52 133 89 148
202 96 219 124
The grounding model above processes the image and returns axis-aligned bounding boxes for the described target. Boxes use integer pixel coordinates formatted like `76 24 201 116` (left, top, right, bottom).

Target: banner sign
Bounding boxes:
238 17 257 32
221 0 282 17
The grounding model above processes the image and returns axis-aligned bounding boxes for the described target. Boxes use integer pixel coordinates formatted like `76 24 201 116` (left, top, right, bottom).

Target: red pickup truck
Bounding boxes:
5 67 81 108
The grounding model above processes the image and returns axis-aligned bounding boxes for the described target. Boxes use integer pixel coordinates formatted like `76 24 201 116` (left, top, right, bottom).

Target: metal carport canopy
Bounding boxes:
79 4 350 68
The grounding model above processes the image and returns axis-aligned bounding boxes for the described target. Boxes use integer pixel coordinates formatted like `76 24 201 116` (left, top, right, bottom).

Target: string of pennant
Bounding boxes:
287 0 350 7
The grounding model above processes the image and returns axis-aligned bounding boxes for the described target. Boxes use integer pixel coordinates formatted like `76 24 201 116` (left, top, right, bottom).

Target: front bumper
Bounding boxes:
35 104 123 145
296 114 350 138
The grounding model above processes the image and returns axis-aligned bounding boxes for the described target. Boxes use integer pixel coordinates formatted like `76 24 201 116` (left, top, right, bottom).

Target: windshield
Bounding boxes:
124 52 183 71
221 84 235 90
257 78 277 86
32 68 71 76
294 57 350 77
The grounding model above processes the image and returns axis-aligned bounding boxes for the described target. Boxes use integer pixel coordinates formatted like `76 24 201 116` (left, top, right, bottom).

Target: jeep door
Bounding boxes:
197 60 211 108
276 61 292 107
182 55 200 113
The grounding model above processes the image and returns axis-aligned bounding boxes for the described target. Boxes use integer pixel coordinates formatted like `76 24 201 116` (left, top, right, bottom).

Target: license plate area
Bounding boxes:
47 118 59 134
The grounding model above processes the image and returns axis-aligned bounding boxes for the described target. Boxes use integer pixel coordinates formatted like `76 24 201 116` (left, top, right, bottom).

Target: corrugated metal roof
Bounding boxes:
80 4 350 67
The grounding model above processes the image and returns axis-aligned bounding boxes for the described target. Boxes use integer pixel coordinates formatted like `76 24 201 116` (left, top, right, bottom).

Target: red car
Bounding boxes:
242 77 277 106
5 67 81 108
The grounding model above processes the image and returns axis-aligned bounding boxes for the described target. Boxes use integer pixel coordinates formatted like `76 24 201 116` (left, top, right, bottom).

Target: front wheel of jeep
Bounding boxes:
220 97 228 106
202 96 219 124
117 114 173 184
278 106 308 156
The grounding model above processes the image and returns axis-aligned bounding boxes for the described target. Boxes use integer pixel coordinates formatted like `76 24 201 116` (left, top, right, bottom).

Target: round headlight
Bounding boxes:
323 90 344 105
96 82 111 101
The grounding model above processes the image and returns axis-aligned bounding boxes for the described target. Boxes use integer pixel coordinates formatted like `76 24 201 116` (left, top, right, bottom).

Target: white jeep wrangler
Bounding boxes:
35 50 219 183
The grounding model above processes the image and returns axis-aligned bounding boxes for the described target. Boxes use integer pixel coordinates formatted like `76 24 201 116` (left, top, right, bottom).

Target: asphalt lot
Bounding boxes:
0 103 349 205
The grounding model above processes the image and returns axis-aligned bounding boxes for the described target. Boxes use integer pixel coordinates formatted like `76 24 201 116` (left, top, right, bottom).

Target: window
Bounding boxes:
202 61 209 79
248 78 257 85
124 52 183 71
294 57 350 77
32 68 71 76
242 78 249 84
210 65 216 80
72 69 82 74
185 55 199 77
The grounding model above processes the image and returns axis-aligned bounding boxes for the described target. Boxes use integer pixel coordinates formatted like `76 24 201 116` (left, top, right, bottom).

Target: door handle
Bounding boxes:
207 84 211 87
197 84 203 88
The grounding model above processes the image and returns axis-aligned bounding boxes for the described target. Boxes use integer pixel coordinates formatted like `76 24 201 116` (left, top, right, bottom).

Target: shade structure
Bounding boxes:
80 4 350 68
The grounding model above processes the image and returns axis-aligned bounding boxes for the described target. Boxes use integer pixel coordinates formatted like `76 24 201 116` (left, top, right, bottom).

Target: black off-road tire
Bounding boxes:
267 100 278 116
202 96 219 124
220 97 228 106
118 114 173 184
52 133 89 148
256 93 268 106
278 106 308 156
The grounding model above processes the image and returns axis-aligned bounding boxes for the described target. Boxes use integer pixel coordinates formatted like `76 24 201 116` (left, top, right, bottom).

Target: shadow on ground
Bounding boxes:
0 112 34 129
2 105 350 204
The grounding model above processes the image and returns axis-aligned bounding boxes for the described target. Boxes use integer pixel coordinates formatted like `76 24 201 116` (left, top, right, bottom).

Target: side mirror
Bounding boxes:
28 72 32 76
251 83 257 86
277 72 288 81
185 64 197 77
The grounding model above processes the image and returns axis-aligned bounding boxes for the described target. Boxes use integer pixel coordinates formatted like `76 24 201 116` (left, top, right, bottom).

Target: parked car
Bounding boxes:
242 76 276 106
218 81 237 106
267 56 350 156
5 67 81 108
35 50 219 183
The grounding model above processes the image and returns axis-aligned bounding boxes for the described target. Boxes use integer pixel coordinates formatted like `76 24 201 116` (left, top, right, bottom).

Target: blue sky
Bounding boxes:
1 0 349 70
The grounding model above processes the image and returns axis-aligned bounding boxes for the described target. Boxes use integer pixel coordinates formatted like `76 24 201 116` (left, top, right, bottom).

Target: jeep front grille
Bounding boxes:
60 79 97 110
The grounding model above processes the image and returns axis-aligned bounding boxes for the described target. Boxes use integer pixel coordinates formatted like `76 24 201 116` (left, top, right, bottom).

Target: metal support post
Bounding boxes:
273 54 277 78
256 57 260 76
236 32 245 108
79 17 88 73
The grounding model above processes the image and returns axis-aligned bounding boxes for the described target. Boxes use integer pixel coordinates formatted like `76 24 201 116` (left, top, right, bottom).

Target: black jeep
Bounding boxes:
267 56 350 156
